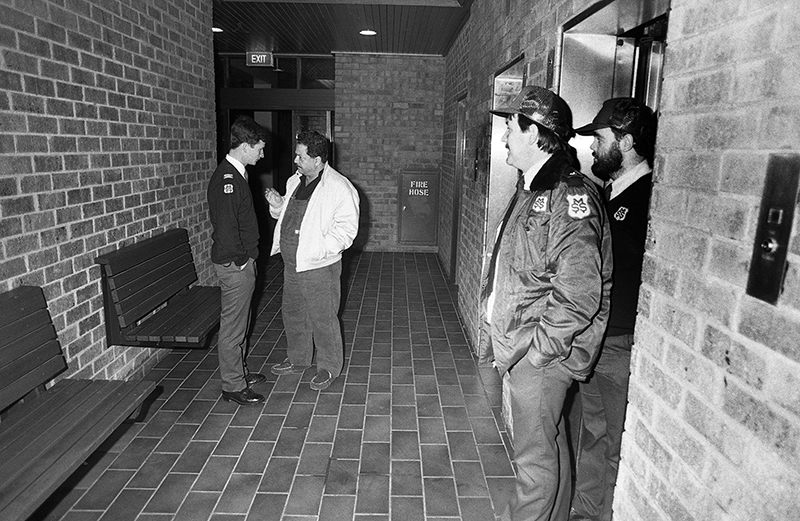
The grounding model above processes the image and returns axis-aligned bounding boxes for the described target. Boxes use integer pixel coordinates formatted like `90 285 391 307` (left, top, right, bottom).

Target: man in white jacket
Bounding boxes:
265 130 360 391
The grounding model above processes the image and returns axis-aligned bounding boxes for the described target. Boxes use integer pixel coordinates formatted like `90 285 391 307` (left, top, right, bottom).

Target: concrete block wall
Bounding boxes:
0 0 217 381
615 1 800 519
335 53 444 251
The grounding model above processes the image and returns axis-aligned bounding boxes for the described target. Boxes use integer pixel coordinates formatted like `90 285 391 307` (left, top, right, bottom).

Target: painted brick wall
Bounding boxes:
0 0 216 381
443 0 799 519
335 53 444 251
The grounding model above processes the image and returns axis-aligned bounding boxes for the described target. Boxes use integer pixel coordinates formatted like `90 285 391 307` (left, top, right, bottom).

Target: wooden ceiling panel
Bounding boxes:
212 1 472 57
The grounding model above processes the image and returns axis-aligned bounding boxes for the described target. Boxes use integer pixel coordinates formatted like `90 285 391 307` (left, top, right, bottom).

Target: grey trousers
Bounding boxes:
214 258 256 393
502 360 573 521
570 334 633 521
282 260 343 378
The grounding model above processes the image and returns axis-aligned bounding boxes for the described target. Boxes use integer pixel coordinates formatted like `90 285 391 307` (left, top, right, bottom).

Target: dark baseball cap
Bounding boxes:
490 85 574 140
574 97 656 139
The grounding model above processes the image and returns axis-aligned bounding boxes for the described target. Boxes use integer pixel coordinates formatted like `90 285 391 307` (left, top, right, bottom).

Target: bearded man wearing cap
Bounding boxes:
478 86 613 521
569 98 657 521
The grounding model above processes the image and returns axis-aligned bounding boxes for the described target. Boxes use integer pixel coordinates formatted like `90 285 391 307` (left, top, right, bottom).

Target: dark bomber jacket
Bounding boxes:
478 150 613 380
207 158 259 266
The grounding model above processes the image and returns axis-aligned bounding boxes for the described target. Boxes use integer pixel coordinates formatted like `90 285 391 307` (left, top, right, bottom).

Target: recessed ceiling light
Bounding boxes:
360 29 377 36
212 27 223 33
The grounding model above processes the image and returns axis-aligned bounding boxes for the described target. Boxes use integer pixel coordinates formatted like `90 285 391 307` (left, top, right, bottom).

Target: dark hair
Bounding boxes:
518 114 573 155
610 123 656 165
230 116 268 150
296 130 329 164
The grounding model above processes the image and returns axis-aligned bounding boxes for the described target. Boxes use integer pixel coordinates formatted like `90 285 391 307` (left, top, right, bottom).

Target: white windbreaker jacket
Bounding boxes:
270 163 360 272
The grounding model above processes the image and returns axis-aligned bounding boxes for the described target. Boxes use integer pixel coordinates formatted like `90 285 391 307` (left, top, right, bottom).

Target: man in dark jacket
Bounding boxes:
207 115 269 406
569 98 657 521
479 86 613 521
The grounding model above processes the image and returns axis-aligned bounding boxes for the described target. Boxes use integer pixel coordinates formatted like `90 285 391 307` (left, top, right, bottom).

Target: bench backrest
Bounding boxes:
95 228 199 328
0 286 67 413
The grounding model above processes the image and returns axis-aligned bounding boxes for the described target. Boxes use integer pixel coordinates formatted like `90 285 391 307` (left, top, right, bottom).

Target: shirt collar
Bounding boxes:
522 156 550 190
225 154 247 179
608 160 651 200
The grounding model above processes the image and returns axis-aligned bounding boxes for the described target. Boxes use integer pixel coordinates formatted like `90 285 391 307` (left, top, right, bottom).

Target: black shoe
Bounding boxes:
245 372 267 386
222 387 265 405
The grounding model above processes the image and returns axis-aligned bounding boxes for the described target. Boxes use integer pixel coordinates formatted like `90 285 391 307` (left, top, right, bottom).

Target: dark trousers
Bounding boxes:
570 335 632 521
214 258 256 393
282 261 343 377
502 360 573 521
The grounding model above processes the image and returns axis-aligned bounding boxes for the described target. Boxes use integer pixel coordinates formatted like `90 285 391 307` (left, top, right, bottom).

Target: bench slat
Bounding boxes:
95 229 190 274
0 285 49 326
127 286 219 342
104 245 193 293
113 266 198 328
174 291 223 342
0 287 67 412
94 228 219 348
0 378 154 521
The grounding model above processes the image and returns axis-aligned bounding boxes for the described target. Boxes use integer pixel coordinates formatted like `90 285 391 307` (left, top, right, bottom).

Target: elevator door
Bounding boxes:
558 0 669 178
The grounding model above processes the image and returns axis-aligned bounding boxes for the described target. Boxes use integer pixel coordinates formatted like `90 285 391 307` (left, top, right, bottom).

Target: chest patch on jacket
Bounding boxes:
532 195 548 212
614 206 629 221
223 183 234 194
567 194 590 219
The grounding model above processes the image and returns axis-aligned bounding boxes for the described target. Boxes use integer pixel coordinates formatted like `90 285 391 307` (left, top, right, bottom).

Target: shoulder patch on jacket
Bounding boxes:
223 173 234 179
223 183 234 194
566 194 591 219
532 195 548 212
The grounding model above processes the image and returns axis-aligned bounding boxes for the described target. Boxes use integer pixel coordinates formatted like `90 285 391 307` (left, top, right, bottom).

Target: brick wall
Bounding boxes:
443 0 799 519
443 0 577 346
615 1 800 519
0 0 216 381
335 53 444 251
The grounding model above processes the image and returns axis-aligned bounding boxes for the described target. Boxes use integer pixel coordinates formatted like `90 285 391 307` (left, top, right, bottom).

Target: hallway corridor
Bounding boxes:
34 252 515 521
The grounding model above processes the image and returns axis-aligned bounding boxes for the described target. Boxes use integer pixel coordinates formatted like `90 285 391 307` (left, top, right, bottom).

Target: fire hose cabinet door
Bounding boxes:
399 171 438 245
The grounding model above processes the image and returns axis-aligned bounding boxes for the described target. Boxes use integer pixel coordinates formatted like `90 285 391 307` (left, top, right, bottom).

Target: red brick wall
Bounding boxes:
335 53 444 251
0 0 216 380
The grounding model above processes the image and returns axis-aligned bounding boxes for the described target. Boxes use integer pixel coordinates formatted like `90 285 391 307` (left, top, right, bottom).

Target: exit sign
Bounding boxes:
246 52 273 67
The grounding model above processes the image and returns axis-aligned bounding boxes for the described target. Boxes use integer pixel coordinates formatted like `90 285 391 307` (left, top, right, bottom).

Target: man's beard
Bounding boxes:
591 141 623 181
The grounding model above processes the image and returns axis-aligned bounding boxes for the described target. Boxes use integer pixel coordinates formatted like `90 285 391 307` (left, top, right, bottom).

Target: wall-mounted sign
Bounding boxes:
246 52 274 67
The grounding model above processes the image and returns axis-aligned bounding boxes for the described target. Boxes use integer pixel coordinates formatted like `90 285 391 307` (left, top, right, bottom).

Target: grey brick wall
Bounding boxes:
0 0 217 381
444 0 800 519
616 1 800 519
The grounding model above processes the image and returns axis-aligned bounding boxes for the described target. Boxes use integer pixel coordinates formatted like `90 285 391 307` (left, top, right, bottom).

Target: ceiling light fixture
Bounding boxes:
359 29 377 36
212 27 223 33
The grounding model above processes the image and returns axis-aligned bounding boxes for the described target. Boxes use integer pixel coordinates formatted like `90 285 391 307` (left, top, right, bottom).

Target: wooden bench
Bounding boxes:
0 286 156 521
95 228 221 349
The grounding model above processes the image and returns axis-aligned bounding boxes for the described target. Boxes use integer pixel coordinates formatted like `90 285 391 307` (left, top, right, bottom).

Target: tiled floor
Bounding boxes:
32 252 515 521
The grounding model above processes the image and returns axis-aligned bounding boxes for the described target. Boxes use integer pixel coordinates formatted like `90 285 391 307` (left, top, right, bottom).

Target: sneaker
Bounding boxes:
310 369 334 391
270 358 308 376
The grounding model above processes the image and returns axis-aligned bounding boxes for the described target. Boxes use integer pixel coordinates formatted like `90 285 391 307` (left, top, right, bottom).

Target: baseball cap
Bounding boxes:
490 85 574 141
574 97 656 138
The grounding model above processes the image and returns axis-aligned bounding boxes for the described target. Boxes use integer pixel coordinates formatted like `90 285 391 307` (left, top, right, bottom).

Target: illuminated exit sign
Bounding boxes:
246 52 273 67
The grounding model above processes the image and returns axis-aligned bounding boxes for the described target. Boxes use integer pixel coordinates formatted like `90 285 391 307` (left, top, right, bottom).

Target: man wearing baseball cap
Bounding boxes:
477 86 613 521
569 98 657 521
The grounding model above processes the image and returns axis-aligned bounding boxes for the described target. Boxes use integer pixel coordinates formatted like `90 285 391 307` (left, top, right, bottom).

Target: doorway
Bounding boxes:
557 0 669 179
